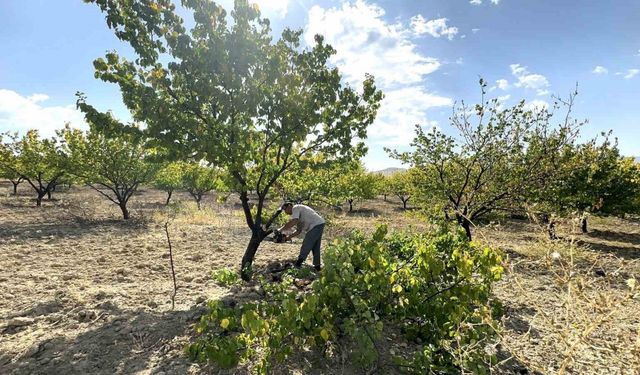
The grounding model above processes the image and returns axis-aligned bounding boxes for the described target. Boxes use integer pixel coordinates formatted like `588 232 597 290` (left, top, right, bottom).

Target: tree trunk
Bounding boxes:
36 192 45 207
120 202 130 220
541 213 550 224
240 233 262 281
462 219 472 241
548 221 558 240
581 216 588 233
196 198 202 210
456 214 472 241
165 190 173 206
47 190 52 200
402 198 408 210
383 194 387 201
11 181 19 195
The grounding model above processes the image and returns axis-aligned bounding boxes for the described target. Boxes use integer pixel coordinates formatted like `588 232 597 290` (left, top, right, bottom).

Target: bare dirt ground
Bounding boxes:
1 182 639 374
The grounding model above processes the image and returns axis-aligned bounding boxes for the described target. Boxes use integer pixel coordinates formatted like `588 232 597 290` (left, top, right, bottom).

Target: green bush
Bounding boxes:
211 268 241 287
187 225 503 373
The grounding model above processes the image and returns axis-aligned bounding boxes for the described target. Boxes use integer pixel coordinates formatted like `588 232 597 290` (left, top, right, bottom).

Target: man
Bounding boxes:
278 202 325 271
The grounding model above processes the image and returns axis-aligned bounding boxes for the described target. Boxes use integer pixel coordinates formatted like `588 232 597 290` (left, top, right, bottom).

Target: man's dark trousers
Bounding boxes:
296 223 325 268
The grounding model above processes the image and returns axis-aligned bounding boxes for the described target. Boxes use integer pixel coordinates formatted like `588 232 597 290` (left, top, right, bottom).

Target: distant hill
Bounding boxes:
373 167 406 176
635 157 640 163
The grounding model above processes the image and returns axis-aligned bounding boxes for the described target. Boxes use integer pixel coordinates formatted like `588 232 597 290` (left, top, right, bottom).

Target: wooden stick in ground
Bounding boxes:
164 221 177 310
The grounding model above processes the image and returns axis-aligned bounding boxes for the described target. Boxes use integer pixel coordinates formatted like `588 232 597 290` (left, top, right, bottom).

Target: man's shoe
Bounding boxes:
294 261 303 268
313 265 322 272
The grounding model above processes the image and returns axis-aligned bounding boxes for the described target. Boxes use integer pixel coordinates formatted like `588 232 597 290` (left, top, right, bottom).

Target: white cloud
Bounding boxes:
253 0 290 18
471 28 480 34
592 66 608 75
469 0 500 5
27 94 50 103
624 69 639 79
496 78 509 90
510 64 550 95
305 1 451 146
410 15 458 40
524 99 549 111
495 94 511 110
0 89 86 137
216 0 290 19
371 87 452 145
306 1 441 87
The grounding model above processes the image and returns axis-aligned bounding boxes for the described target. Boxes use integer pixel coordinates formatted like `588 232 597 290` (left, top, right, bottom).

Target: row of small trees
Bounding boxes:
0 125 228 218
3 90 637 239
272 85 640 242
1 125 407 217
387 83 640 240
276 158 413 212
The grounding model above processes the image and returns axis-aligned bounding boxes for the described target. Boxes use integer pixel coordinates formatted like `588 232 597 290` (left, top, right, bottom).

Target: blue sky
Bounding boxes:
1 0 638 169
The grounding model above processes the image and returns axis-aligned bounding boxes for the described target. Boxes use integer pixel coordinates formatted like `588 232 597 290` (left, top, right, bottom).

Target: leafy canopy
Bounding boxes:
535 133 640 216
386 170 414 207
389 81 584 239
1 130 66 204
153 161 184 193
0 133 23 183
85 0 383 231
277 158 377 210
181 162 226 208
59 124 157 218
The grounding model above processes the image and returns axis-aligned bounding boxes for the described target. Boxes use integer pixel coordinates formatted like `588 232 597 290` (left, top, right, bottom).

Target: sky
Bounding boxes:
1 0 639 169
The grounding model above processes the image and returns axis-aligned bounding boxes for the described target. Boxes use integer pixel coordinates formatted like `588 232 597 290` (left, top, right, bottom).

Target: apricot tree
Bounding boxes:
85 0 383 278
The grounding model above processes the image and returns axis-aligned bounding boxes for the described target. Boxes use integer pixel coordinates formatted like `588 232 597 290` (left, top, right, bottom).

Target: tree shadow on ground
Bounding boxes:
577 238 640 260
0 218 149 242
496 348 543 375
494 301 545 375
1 304 206 375
0 197 58 209
4 299 65 320
344 207 384 217
501 303 541 339
390 206 417 213
586 229 640 246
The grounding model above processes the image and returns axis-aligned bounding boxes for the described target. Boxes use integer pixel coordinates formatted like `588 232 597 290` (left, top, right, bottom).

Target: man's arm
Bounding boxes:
288 226 302 238
279 219 301 240
279 218 299 233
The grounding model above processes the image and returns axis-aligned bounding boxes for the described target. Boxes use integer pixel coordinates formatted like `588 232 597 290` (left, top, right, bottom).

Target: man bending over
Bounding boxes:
279 202 325 271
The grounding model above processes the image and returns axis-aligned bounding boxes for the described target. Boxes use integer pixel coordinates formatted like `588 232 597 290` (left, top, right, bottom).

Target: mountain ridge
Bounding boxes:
372 167 406 176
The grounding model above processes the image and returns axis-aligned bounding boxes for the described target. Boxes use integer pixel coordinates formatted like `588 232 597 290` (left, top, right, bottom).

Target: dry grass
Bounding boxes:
481 219 640 375
0 182 638 374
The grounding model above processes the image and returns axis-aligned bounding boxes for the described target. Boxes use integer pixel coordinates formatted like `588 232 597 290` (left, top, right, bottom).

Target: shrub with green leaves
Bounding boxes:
187 225 503 373
211 268 241 287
